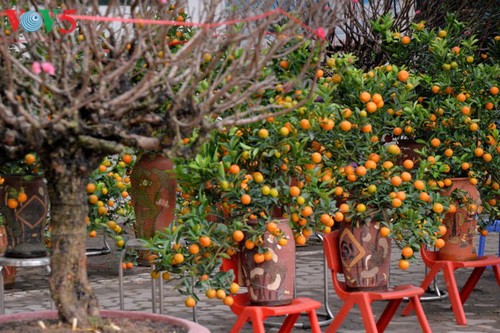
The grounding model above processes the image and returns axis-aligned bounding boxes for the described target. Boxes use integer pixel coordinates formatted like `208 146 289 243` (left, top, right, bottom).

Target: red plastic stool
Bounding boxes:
221 257 322 333
402 245 500 325
323 231 431 333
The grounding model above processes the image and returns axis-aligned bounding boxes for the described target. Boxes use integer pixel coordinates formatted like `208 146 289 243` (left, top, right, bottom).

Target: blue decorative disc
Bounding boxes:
20 11 43 32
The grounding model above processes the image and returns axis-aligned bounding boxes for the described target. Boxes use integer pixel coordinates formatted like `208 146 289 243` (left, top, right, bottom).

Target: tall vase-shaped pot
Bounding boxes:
240 218 295 306
0 176 48 258
0 225 16 289
438 178 480 261
130 154 176 265
339 219 391 290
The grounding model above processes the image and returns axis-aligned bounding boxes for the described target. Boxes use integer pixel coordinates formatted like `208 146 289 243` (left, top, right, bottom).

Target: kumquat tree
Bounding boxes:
0 0 345 329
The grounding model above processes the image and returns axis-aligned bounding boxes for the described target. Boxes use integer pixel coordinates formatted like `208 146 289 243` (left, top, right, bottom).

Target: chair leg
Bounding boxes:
459 267 485 305
278 313 300 333
441 264 467 325
0 266 5 314
493 264 500 287
498 232 500 259
118 249 126 310
252 320 266 333
249 312 267 333
326 301 354 333
377 299 403 332
306 310 322 333
402 265 440 316
229 313 250 333
151 266 157 313
478 235 486 256
358 297 378 333
410 296 432 333
46 265 54 310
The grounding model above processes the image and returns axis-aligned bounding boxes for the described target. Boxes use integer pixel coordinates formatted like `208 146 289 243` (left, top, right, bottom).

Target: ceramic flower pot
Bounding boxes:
130 154 176 265
338 219 391 290
239 218 295 306
0 176 48 258
438 177 481 261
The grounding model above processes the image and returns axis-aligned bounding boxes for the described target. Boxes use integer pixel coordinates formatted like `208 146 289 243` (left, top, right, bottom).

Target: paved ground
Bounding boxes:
2 233 500 332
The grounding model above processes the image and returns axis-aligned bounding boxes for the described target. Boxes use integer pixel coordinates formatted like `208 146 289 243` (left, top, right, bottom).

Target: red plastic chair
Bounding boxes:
402 245 500 325
221 257 322 333
323 231 431 333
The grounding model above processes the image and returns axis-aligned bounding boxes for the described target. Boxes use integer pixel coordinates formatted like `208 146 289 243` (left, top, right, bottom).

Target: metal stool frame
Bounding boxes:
0 256 53 314
118 239 161 313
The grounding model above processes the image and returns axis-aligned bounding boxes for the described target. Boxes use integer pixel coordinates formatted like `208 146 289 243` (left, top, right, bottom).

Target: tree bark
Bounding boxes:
45 158 100 327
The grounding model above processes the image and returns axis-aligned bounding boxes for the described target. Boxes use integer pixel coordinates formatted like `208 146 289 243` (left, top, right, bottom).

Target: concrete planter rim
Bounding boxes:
0 310 210 333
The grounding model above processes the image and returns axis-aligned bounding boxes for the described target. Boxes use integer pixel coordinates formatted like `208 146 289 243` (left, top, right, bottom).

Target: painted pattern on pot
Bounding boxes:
240 219 295 306
339 220 391 290
0 176 48 258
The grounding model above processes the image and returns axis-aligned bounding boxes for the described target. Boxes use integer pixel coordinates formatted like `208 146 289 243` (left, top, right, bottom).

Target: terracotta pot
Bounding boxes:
240 218 295 306
0 310 210 333
438 178 481 261
0 225 16 289
339 220 391 290
130 154 176 265
397 139 425 165
0 176 48 258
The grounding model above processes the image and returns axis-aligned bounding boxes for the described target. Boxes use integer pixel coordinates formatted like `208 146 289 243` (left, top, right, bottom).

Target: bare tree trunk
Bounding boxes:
44 153 100 327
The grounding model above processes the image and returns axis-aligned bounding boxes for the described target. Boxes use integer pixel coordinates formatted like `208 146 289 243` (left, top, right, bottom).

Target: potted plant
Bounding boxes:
0 152 137 258
198 119 330 306
145 123 335 306
287 58 452 289
84 154 136 256
371 14 499 260
143 30 358 307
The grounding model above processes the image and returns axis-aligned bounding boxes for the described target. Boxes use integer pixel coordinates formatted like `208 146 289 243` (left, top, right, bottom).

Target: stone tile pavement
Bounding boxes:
2 234 500 332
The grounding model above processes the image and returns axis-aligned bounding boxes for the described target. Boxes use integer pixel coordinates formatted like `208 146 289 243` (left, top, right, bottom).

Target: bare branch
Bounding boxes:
0 0 345 161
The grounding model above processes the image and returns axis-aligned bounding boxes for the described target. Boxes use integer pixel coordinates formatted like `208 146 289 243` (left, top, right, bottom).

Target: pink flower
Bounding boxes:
41 62 55 76
159 0 167 3
32 61 42 74
415 10 421 15
353 0 359 3
315 27 326 40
